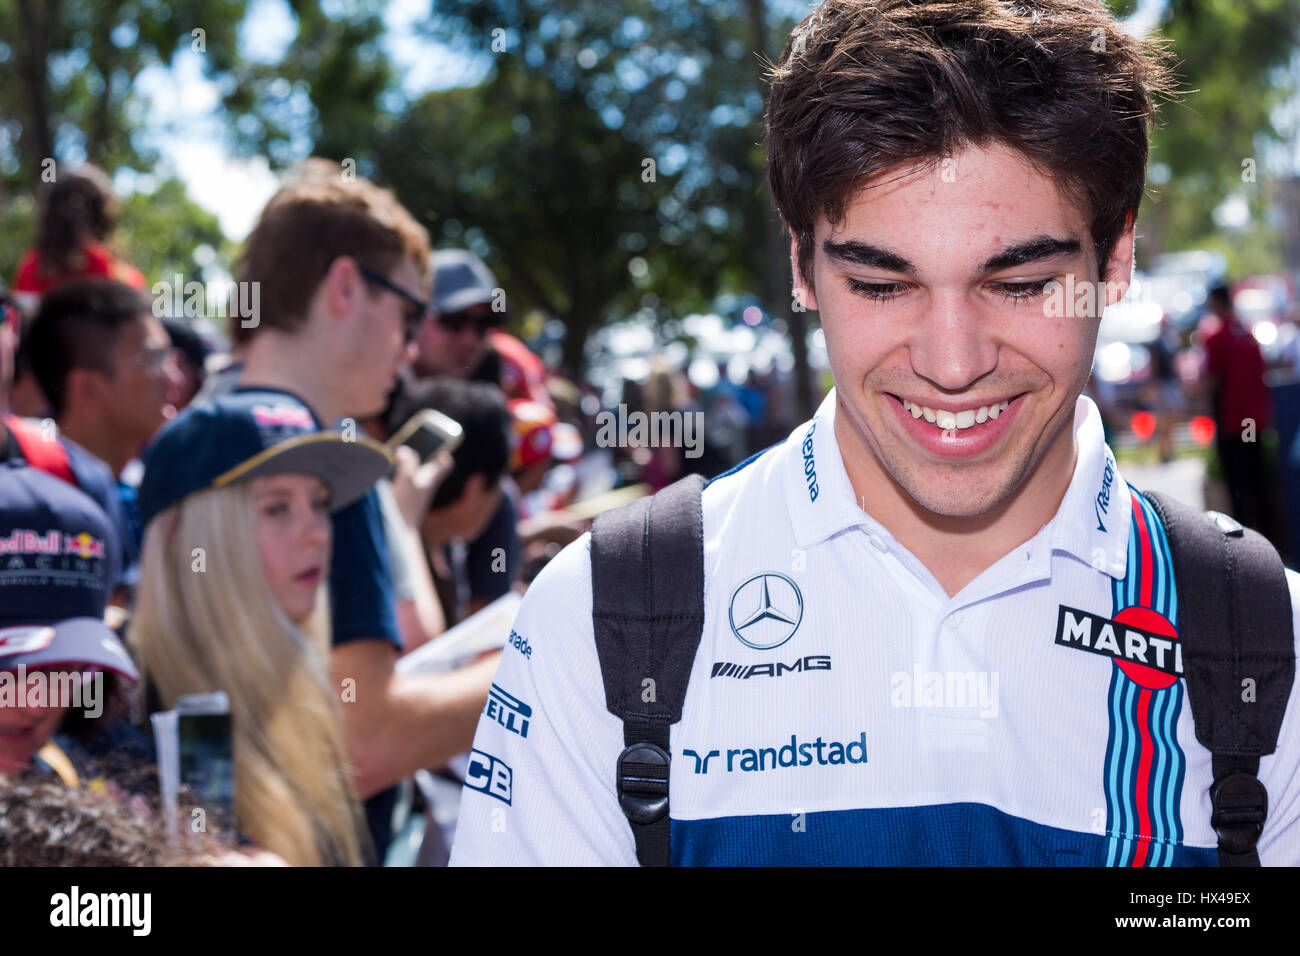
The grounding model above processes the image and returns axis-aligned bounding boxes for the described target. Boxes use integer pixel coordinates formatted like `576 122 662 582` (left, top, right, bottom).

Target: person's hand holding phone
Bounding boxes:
391 444 454 531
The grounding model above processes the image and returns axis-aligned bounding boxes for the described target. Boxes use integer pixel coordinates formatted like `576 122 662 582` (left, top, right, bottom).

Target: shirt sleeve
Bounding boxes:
373 479 416 603
1256 568 1300 865
329 490 402 649
449 532 638 866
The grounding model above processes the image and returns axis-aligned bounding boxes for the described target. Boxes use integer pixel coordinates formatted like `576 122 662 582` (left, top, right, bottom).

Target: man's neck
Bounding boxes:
239 332 342 424
836 398 1079 599
59 412 132 478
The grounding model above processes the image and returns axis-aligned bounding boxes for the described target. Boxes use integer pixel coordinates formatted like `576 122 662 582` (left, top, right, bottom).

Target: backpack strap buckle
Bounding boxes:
1210 772 1268 858
616 742 670 825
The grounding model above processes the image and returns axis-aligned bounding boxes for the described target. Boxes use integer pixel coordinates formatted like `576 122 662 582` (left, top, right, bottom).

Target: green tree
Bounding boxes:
363 0 797 375
1141 0 1300 262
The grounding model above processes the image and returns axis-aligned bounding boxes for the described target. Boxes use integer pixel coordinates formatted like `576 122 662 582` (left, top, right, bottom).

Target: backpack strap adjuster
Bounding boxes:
1210 772 1268 858
616 742 670 825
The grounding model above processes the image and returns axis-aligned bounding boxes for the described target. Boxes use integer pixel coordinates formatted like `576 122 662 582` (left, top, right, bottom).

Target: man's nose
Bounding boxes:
907 289 999 390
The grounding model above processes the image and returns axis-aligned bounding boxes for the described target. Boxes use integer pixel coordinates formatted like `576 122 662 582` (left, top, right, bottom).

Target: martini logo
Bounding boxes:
728 572 804 650
1055 604 1181 688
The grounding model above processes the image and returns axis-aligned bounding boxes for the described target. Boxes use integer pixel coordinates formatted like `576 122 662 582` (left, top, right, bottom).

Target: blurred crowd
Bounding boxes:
3 158 1297 864
0 159 801 866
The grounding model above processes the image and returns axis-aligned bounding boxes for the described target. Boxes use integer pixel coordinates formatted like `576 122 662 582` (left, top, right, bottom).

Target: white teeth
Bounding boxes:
902 398 1013 429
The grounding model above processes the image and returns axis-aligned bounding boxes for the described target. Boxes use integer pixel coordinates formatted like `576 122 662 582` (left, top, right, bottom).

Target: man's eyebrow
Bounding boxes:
977 235 1082 274
822 239 917 276
822 235 1083 277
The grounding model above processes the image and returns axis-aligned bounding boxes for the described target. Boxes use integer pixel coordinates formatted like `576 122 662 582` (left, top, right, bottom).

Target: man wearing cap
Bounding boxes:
0 456 138 783
414 249 552 410
227 160 498 858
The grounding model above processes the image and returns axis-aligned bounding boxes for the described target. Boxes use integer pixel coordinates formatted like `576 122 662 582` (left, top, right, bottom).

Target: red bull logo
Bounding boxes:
0 529 63 556
64 532 106 560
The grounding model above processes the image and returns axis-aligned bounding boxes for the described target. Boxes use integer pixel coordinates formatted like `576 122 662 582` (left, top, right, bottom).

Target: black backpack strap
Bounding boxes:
2 418 21 464
590 473 706 867
1142 490 1295 866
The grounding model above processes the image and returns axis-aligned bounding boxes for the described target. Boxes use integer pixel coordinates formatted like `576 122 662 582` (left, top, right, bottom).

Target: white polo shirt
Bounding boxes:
450 389 1300 865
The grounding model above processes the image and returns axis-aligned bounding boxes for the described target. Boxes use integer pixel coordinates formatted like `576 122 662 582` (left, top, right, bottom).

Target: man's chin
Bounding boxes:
885 453 1027 519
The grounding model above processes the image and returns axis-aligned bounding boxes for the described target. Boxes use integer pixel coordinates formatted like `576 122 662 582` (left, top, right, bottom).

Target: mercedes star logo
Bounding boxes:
728 572 804 650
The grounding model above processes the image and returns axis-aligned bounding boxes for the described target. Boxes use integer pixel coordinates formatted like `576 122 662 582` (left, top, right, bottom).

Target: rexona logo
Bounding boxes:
710 655 831 679
1054 604 1182 688
682 732 868 774
484 682 531 738
465 748 513 804
801 422 819 502
1094 451 1116 532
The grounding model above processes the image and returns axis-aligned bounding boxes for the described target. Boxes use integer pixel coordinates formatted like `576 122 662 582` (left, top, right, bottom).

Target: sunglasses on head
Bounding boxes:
358 266 429 342
435 307 504 335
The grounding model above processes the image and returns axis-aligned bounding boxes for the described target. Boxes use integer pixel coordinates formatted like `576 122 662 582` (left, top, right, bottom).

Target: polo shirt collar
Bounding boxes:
785 389 873 549
1045 394 1132 580
784 389 1132 579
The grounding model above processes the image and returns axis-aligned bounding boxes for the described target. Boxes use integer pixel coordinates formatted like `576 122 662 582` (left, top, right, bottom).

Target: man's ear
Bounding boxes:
319 256 365 322
1100 212 1138 311
791 235 819 312
462 471 485 501
65 367 106 417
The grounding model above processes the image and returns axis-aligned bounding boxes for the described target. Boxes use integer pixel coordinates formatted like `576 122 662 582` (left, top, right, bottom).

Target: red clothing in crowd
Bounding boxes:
1203 315 1273 434
12 241 145 296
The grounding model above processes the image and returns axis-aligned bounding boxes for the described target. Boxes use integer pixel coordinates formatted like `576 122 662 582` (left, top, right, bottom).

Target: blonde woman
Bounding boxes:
133 393 392 866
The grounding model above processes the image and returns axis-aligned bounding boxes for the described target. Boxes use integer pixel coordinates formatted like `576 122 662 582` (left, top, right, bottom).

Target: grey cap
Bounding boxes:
432 249 499 314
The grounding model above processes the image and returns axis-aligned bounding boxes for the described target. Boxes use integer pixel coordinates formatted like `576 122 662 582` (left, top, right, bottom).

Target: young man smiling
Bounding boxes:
450 0 1300 866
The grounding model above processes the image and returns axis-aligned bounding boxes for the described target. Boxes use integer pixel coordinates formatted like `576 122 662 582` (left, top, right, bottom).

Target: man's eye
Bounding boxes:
990 279 1055 302
846 279 908 301
262 502 289 518
312 496 331 514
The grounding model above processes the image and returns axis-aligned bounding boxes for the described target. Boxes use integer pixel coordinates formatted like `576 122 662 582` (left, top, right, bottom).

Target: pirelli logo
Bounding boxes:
1054 605 1183 678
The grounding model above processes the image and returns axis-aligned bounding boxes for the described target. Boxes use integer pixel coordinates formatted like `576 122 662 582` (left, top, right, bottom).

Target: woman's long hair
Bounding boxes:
35 165 117 276
131 483 366 866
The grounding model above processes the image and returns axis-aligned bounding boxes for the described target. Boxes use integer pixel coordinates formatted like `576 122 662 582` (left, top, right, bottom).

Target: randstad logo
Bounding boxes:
682 732 868 774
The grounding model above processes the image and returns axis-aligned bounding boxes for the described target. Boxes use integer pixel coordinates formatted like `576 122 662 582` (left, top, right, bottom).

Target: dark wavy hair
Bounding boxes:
35 164 119 276
0 774 184 866
386 376 510 510
765 0 1179 289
